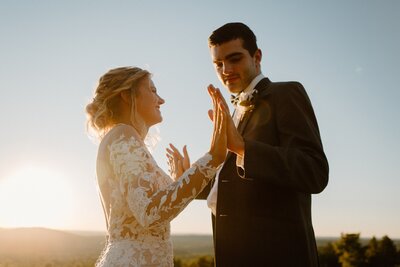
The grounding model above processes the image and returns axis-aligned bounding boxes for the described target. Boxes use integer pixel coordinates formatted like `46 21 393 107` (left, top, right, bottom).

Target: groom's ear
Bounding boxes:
254 49 262 64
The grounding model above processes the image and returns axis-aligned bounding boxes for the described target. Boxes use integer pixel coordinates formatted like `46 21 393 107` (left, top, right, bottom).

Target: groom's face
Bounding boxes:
210 38 261 94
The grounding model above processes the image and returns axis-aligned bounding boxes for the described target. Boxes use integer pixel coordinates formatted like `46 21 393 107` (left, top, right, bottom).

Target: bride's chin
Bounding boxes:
154 116 163 125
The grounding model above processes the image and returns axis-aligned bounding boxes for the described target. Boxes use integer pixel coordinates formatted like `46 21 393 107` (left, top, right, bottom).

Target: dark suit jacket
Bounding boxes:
198 78 329 267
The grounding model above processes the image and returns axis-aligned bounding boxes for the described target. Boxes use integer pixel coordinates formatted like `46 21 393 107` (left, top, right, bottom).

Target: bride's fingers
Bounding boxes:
182 145 190 163
177 161 183 175
166 149 178 165
166 154 174 170
169 143 184 159
167 146 185 170
167 154 176 168
166 148 174 156
166 148 179 166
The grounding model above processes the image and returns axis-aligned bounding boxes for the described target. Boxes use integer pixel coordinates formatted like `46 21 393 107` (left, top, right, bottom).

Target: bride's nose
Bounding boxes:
158 96 165 105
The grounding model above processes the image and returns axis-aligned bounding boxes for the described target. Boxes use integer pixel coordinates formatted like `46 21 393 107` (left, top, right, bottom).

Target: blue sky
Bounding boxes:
0 1 399 238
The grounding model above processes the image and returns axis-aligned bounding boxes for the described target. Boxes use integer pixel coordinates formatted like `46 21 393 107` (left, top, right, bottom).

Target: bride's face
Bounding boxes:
135 77 165 127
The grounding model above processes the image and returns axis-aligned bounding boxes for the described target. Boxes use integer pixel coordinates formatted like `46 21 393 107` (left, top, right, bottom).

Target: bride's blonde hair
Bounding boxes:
86 66 150 139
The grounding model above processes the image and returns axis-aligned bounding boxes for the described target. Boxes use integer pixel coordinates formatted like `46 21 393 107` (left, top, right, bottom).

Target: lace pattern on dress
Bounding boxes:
95 125 217 267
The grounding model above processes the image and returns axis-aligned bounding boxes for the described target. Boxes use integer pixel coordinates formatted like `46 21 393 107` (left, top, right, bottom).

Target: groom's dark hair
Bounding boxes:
208 22 258 56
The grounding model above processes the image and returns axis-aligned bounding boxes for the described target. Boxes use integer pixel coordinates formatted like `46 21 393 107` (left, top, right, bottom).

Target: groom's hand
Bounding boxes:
207 85 244 158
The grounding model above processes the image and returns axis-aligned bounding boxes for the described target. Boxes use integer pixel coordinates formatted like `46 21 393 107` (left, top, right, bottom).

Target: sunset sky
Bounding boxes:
0 1 399 238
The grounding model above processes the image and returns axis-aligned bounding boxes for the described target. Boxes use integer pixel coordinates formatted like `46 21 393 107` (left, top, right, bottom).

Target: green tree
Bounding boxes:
197 255 214 267
377 235 397 267
365 235 398 267
319 242 340 267
365 236 380 266
333 233 365 267
173 257 183 267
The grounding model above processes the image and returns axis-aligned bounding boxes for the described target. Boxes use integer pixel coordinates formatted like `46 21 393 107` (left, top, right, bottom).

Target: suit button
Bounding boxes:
219 214 228 217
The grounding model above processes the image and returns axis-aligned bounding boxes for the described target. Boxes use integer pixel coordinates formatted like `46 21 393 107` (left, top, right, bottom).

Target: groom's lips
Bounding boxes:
225 76 240 84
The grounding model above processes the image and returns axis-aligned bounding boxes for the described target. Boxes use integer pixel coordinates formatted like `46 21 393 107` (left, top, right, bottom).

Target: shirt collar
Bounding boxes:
241 73 265 95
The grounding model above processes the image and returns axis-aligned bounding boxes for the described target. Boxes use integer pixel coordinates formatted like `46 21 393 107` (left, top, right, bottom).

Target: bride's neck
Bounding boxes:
114 119 148 140
136 125 148 140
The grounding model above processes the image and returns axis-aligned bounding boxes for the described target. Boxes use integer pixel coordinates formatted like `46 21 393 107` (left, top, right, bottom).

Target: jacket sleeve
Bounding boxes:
241 82 329 194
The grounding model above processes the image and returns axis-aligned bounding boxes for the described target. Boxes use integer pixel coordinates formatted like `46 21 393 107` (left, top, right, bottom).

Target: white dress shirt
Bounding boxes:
207 73 265 215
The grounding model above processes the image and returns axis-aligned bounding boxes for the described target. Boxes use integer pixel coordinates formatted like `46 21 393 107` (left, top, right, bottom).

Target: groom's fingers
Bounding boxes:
214 88 229 110
214 89 235 130
208 109 214 121
211 101 219 148
207 84 216 96
208 84 218 117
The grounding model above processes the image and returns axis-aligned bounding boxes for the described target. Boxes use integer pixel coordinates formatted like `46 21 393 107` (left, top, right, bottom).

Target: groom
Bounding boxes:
199 22 329 266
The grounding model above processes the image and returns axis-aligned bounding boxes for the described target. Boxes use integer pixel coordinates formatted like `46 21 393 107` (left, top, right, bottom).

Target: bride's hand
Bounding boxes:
166 144 190 181
208 85 228 167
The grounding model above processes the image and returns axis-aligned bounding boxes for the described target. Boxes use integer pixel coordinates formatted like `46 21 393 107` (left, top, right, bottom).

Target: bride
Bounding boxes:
85 66 227 267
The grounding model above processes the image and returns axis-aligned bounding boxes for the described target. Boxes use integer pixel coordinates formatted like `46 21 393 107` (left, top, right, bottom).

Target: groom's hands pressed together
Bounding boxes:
207 84 244 158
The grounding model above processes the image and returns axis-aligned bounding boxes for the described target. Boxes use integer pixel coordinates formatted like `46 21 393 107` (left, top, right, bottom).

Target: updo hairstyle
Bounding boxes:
86 66 150 138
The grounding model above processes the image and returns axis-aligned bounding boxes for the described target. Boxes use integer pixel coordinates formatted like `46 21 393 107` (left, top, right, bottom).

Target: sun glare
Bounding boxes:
0 164 77 229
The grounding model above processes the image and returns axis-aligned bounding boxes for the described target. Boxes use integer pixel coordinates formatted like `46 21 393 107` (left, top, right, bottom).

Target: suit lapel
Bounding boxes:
237 77 272 135
224 78 272 164
237 109 252 135
224 110 239 164
223 112 252 166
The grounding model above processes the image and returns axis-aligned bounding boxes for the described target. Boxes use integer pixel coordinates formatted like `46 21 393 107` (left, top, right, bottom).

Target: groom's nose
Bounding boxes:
222 62 233 74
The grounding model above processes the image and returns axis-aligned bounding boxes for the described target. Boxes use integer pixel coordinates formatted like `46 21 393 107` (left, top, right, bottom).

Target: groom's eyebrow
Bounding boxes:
225 52 243 60
213 52 244 63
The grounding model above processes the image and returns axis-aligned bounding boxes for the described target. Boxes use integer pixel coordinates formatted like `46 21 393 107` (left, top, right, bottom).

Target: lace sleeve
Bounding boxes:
108 131 217 228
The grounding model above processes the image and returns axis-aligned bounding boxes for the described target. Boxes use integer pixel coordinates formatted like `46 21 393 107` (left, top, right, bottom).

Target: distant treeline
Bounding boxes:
318 233 400 267
0 229 399 267
173 234 400 267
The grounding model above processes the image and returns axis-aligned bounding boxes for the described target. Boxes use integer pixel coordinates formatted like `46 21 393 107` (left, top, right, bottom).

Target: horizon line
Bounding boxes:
1 226 399 239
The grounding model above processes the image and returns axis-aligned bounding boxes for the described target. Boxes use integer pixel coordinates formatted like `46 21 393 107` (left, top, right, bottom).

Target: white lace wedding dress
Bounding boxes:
95 124 217 267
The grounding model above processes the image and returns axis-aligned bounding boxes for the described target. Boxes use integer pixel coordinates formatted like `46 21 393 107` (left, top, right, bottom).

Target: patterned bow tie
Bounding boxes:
230 94 240 106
